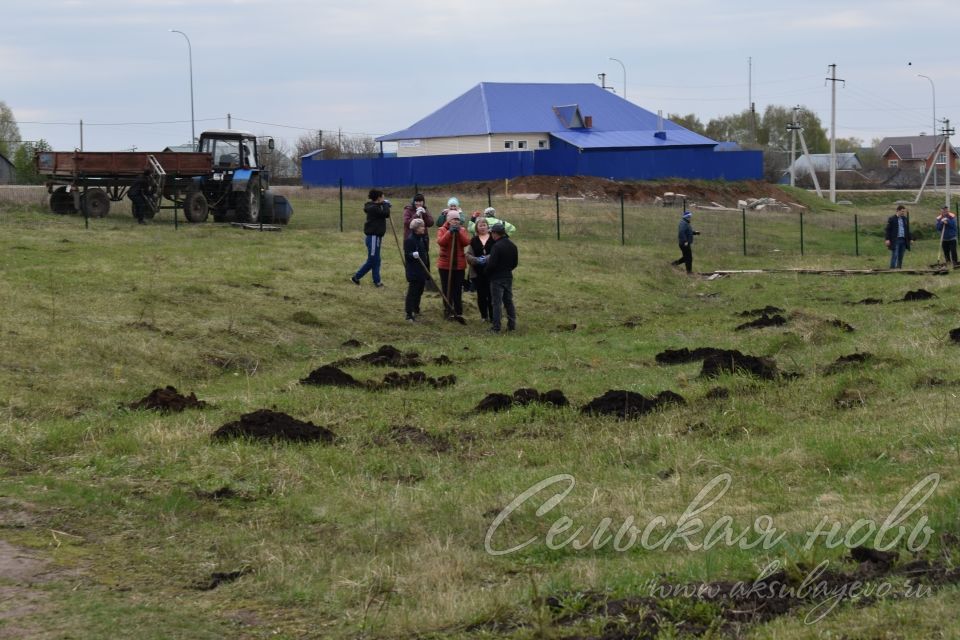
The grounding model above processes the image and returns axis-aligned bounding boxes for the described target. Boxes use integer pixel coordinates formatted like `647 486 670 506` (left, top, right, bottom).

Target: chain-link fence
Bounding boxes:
3 184 952 260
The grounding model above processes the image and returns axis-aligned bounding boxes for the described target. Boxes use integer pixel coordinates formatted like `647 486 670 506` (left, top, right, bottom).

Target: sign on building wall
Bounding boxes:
398 140 421 148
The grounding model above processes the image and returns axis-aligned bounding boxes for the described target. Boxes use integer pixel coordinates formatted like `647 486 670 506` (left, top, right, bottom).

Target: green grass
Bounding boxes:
1 188 959 639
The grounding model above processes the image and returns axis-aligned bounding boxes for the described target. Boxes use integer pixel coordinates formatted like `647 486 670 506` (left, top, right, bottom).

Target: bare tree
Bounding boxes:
0 101 21 158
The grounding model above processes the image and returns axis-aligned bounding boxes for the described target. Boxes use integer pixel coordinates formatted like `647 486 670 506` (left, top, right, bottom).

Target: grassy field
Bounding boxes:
1 185 959 639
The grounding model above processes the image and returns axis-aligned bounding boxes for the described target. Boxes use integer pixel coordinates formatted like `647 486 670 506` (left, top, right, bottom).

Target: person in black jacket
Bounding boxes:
467 216 495 322
351 189 391 287
403 218 430 321
475 223 518 333
671 211 699 273
885 205 912 269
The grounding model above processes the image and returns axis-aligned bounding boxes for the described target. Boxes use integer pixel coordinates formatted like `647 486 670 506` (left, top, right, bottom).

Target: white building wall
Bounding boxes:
395 133 550 158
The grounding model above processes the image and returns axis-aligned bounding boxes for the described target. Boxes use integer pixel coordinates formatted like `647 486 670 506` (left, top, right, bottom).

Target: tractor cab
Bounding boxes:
198 130 260 171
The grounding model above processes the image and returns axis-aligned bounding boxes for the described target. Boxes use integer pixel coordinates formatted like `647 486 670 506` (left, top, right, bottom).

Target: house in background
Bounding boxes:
876 135 958 176
786 152 861 177
0 152 14 184
304 82 762 187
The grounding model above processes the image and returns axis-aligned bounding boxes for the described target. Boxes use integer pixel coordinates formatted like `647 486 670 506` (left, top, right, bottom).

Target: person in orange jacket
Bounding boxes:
436 210 471 320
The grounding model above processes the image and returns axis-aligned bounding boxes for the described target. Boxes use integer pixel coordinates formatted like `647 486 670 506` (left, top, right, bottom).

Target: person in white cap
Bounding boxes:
469 206 516 235
670 210 699 274
437 196 462 227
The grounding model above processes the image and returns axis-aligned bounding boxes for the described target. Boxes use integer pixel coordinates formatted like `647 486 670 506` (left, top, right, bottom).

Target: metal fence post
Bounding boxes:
741 208 746 256
799 211 804 256
338 178 343 232
854 214 859 256
174 202 179 230
555 192 560 240
487 188 492 208
620 191 625 246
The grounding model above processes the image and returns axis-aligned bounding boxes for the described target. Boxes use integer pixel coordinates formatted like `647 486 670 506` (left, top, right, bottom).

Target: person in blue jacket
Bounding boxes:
403 218 430 321
671 211 700 274
936 205 958 267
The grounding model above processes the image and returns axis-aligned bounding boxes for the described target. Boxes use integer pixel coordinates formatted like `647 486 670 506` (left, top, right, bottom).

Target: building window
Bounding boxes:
538 139 548 149
503 141 514 150
937 153 947 165
888 159 898 168
517 140 528 150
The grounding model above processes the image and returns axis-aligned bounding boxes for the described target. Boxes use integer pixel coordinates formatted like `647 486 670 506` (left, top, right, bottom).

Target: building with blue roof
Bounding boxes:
303 82 762 187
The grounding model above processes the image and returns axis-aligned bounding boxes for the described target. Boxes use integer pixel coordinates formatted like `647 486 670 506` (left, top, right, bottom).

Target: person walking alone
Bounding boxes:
936 205 958 268
351 189 391 287
885 205 912 270
671 211 699 274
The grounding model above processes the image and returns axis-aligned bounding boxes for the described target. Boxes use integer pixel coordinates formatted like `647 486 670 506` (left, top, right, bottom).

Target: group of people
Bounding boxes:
884 204 958 269
351 190 518 333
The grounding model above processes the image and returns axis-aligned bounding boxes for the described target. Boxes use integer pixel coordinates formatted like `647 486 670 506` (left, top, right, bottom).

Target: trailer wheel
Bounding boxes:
50 187 74 215
81 189 111 218
235 183 260 223
183 191 209 223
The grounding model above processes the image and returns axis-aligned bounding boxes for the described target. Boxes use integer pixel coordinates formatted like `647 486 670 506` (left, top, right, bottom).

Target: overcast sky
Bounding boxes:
4 0 959 153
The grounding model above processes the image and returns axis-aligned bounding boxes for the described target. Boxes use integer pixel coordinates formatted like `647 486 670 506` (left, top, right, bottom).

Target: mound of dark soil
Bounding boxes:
299 365 362 387
212 410 336 443
474 393 514 413
950 328 960 343
378 371 456 389
334 344 423 367
853 297 883 305
432 355 452 365
735 314 787 331
700 350 781 380
903 289 937 301
824 352 873 375
655 347 727 364
829 318 856 332
129 386 207 412
341 339 362 348
194 486 253 502
736 305 784 317
705 386 730 400
835 388 867 409
474 388 570 413
376 425 450 453
580 390 685 420
196 568 251 591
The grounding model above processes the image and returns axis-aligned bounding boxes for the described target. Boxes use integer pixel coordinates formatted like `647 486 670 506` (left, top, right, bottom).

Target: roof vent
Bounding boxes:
553 104 586 129
654 110 666 139
584 116 593 128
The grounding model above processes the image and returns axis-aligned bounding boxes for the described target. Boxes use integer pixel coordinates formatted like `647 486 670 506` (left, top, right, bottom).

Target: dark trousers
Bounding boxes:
405 279 425 316
490 277 516 331
673 243 693 273
473 274 492 320
943 239 958 265
438 269 464 316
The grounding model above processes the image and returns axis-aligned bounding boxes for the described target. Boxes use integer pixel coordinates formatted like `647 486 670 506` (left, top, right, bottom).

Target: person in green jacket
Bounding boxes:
468 207 516 235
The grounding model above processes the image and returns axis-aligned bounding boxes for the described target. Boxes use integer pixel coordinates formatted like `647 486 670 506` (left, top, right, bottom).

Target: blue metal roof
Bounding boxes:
378 82 716 149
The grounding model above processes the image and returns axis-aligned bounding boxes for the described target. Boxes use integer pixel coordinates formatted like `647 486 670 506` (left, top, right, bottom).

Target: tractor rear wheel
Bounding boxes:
50 187 74 214
183 191 209 223
81 188 111 218
235 183 260 223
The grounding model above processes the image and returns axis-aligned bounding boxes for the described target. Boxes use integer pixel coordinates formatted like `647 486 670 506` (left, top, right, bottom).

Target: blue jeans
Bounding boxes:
889 238 906 269
354 235 382 283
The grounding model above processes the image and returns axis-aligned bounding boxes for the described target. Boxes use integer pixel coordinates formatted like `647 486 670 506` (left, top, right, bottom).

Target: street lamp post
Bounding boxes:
917 73 936 188
609 57 626 100
170 29 195 149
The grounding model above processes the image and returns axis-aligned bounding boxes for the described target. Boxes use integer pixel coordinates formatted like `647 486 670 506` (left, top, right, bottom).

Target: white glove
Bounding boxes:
412 251 420 259
416 207 425 216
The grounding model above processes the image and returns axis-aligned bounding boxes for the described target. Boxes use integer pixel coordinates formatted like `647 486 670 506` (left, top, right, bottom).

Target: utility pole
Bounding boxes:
825 64 845 203
944 118 955 209
786 106 800 188
79 119 83 151
227 113 232 129
748 57 756 144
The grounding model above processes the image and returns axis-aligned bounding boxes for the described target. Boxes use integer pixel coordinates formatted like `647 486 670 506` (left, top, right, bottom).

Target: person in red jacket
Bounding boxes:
436 210 470 320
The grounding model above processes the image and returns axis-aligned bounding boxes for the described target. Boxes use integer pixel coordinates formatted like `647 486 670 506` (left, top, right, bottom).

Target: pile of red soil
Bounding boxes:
211 410 336 443
655 347 728 365
333 344 424 367
129 386 207 412
700 350 782 380
375 425 450 453
580 390 685 420
903 289 937 301
735 314 787 331
299 365 362 387
824 352 873 375
474 388 570 413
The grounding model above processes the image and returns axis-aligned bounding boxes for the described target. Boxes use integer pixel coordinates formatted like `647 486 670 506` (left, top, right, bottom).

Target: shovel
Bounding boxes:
417 255 466 324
